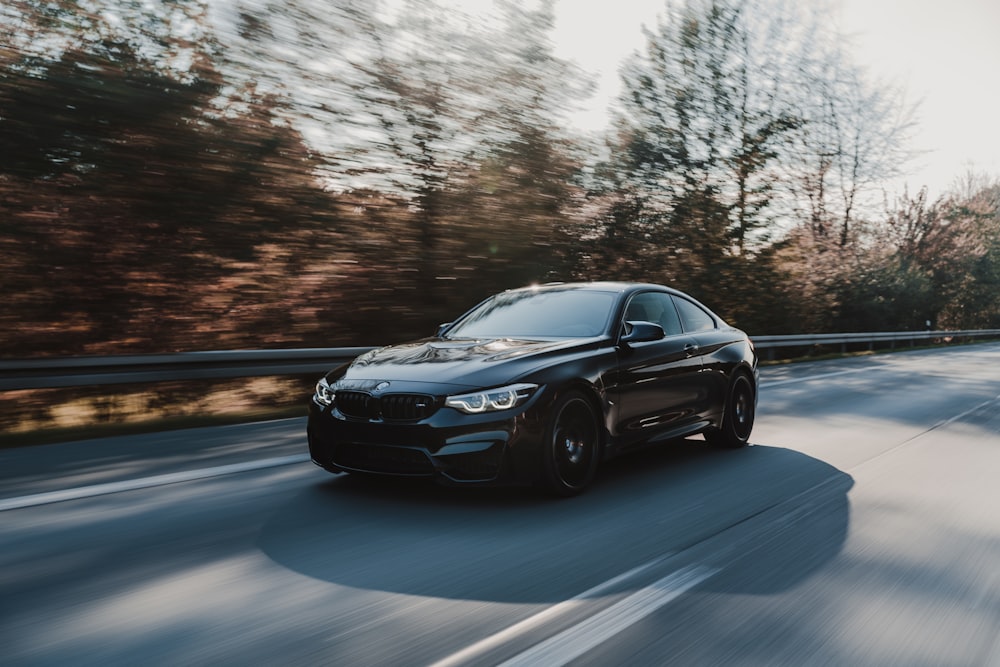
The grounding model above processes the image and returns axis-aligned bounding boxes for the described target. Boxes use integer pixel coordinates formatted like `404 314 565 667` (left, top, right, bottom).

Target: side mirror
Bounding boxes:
436 322 453 338
621 320 665 345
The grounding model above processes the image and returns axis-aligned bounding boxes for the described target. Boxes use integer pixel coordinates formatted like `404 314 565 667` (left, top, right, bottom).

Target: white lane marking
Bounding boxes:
498 565 717 667
0 453 311 512
854 393 1000 469
921 393 1000 432
428 555 678 667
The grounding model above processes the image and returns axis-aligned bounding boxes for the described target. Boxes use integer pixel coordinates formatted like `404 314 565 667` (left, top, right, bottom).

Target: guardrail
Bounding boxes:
0 348 373 391
2 330 999 391
751 329 1000 359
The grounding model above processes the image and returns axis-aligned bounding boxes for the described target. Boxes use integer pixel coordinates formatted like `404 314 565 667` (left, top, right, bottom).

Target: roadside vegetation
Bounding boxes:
2 0 998 435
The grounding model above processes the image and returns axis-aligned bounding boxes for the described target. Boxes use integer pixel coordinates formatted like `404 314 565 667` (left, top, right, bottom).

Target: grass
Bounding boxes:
0 405 307 449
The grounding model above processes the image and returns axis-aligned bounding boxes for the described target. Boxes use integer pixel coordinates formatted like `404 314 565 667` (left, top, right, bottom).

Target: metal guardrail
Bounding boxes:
2 330 999 391
0 348 373 391
751 329 1000 359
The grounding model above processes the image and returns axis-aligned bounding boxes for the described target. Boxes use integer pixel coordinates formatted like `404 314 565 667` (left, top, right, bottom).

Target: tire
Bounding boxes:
541 390 601 496
706 372 755 449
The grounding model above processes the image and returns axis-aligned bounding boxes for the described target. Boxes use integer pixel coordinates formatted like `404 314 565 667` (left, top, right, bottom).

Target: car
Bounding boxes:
307 282 758 495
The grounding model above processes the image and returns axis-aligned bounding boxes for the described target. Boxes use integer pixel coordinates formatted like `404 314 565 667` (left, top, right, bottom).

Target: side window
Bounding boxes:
623 292 683 336
672 296 716 333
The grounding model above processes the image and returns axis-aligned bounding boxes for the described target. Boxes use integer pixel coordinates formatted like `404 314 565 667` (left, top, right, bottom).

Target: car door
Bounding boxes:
673 295 744 414
670 294 731 414
612 291 707 446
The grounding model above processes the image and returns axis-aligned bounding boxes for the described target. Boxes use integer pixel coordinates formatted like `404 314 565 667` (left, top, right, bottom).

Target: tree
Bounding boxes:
584 0 920 331
786 54 916 246
578 0 809 319
877 181 1000 329
0 5 345 355
217 0 591 324
614 0 805 257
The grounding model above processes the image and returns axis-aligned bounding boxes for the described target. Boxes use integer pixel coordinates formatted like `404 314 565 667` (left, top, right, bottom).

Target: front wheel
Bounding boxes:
541 391 601 497
706 373 755 449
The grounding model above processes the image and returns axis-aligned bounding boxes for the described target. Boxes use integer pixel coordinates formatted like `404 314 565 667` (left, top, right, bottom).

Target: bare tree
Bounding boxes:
784 30 917 245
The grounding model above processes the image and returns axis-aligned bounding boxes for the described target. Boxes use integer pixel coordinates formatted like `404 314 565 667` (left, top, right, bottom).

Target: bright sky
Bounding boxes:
551 0 1000 199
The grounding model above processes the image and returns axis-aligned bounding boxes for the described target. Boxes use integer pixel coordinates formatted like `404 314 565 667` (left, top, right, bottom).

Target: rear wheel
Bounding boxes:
542 391 601 496
706 373 755 449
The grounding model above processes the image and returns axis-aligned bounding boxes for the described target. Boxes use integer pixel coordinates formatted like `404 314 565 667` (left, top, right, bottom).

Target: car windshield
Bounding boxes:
445 288 617 339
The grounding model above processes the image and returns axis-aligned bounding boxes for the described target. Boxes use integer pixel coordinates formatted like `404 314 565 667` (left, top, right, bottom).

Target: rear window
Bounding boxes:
672 296 716 332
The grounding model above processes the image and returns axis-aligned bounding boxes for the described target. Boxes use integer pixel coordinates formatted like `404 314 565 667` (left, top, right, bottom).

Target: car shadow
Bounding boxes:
257 440 852 604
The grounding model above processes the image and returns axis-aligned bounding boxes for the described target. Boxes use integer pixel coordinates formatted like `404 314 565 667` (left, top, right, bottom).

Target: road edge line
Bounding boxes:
0 453 311 511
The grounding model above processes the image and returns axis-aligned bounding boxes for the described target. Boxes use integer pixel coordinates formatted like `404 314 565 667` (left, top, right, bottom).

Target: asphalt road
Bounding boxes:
2 344 999 666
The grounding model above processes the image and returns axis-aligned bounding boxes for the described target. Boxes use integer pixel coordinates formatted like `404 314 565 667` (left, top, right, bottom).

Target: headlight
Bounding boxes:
445 383 537 414
313 378 335 407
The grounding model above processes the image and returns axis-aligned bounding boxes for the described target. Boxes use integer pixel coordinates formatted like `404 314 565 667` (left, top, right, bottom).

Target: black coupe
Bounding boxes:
308 282 757 495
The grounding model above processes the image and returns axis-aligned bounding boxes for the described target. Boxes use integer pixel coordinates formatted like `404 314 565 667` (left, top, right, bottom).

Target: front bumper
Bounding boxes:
307 400 546 485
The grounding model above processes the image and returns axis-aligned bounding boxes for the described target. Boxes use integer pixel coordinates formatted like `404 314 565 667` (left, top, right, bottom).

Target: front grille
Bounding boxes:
336 391 436 422
333 443 435 476
380 394 435 421
336 391 378 420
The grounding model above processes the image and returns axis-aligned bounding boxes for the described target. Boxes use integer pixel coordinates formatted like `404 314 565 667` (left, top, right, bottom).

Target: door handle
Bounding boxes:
684 343 699 356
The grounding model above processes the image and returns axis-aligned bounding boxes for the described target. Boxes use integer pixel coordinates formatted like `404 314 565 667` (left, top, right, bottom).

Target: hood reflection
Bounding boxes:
353 338 559 368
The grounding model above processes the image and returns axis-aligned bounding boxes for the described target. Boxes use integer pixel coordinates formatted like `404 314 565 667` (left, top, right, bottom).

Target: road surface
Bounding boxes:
2 344 999 665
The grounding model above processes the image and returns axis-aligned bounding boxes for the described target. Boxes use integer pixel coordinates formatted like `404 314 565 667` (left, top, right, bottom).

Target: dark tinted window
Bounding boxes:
672 296 716 332
446 289 616 339
623 292 682 336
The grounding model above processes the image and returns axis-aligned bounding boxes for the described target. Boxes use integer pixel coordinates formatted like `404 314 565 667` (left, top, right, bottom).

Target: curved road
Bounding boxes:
2 344 999 665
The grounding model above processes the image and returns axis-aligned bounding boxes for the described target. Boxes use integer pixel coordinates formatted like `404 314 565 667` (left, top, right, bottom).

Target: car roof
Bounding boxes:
503 282 724 324
472 281 728 330
505 281 682 296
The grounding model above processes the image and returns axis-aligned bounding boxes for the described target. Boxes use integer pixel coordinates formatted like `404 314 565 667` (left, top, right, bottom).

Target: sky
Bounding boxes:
550 0 1000 200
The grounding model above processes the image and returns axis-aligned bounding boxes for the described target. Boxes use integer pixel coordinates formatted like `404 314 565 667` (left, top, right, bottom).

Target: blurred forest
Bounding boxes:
2 0 1000 362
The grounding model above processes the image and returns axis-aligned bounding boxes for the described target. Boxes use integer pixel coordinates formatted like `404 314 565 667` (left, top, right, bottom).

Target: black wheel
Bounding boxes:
542 391 601 496
706 373 755 449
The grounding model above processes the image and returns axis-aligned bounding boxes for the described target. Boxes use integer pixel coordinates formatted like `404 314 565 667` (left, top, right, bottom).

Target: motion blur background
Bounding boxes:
2 0 998 435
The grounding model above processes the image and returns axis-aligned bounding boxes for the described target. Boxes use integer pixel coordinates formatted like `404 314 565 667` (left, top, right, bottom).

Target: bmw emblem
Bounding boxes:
373 381 390 393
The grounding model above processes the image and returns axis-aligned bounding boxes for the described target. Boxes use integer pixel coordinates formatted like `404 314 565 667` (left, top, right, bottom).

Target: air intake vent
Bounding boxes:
333 443 434 476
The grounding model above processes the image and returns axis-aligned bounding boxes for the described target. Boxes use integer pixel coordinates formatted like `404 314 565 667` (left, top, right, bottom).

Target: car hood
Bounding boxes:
334 336 604 391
